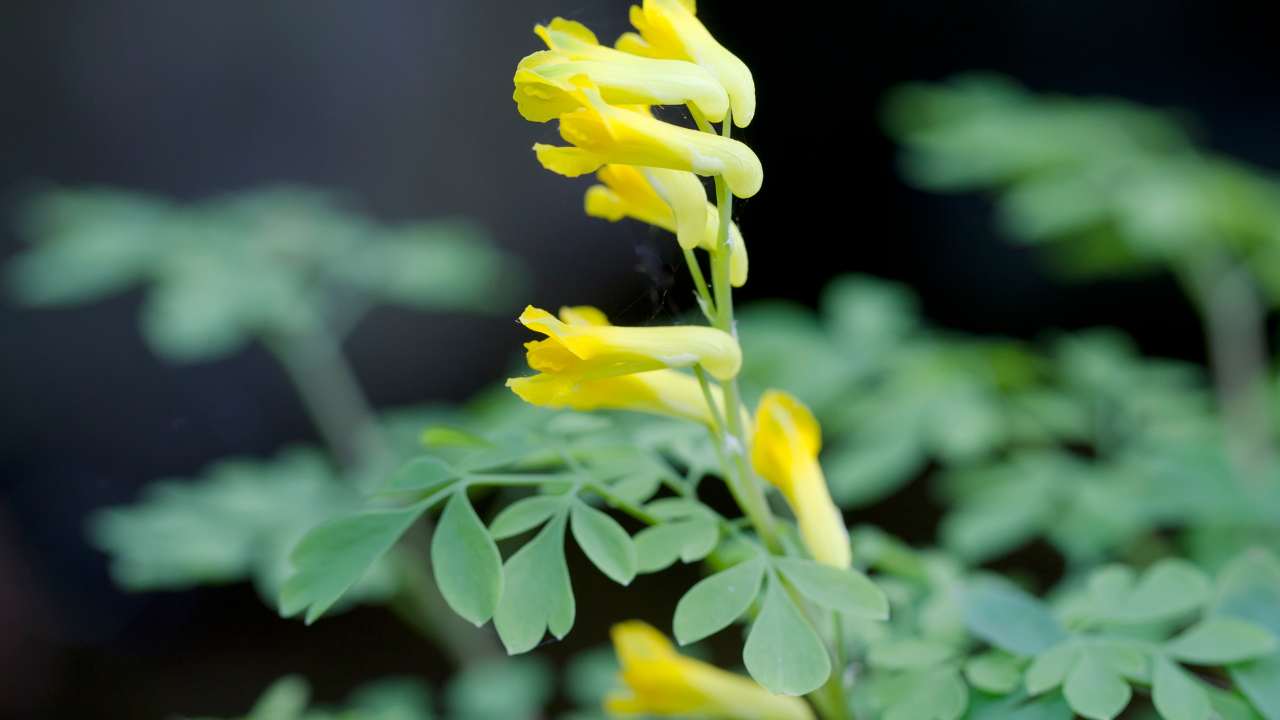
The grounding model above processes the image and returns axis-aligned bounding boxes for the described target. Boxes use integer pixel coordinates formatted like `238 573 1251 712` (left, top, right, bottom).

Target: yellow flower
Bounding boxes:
513 19 729 123
507 306 740 428
533 80 763 198
585 164 748 286
507 368 724 427
606 621 815 720
616 0 755 127
750 391 851 568
515 304 741 381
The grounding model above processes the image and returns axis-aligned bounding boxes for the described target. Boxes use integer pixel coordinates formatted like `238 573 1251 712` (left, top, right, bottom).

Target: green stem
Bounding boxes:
684 107 779 551
265 328 391 472
264 325 499 666
1179 253 1275 491
815 611 853 720
683 247 717 321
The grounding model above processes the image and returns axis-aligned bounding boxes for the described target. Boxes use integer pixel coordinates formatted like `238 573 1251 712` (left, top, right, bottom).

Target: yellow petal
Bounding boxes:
751 390 850 568
644 167 708 251
533 143 605 177
558 305 611 327
606 621 816 720
554 83 762 198
527 18 729 121
625 0 756 127
506 369 727 428
518 304 741 380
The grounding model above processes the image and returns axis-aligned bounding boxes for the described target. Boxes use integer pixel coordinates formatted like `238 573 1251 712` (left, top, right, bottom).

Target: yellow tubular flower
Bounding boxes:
606 621 815 720
533 80 763 198
517 305 741 381
585 165 748 286
616 0 756 127
513 19 729 123
508 369 724 427
507 306 740 428
750 391 852 568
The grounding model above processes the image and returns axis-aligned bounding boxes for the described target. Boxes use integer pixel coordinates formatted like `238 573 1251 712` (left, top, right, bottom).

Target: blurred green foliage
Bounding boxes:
884 75 1280 291
8 186 514 361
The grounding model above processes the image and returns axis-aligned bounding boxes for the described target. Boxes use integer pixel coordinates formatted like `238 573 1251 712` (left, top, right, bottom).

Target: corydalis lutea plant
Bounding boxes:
286 4 884 720
510 2 874 716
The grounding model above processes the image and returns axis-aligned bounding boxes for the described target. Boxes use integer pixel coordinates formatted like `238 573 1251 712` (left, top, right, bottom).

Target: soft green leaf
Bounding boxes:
1165 617 1278 665
1230 655 1280 720
280 502 429 623
489 496 567 540
1063 652 1132 720
1152 656 1211 720
964 578 1067 655
869 638 957 670
882 667 969 720
634 519 719 573
445 656 552 720
673 555 766 645
493 514 574 654
1088 565 1137 610
774 557 889 620
421 425 491 448
743 576 832 695
563 646 620 708
431 491 503 626
965 651 1024 694
570 500 637 586
1212 547 1280 635
247 675 310 720
1110 559 1210 624
384 457 455 496
1091 638 1149 683
346 677 435 720
1026 643 1080 695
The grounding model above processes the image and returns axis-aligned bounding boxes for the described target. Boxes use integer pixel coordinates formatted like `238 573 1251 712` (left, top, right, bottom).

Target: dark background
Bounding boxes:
1 1 1276 717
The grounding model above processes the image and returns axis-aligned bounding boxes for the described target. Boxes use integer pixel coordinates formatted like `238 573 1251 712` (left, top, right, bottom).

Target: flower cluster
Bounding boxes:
508 1 853 714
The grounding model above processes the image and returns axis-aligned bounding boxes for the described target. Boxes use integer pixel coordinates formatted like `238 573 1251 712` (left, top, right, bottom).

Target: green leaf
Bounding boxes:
743 575 832 695
1063 652 1132 720
1091 638 1149 683
1165 617 1278 665
246 675 310 720
489 496 567 540
964 578 1067 655
1152 656 1211 720
1212 548 1280 719
1110 559 1210 624
346 677 435 720
1205 686 1265 720
421 425 492 448
384 457 455 496
493 514 574 654
570 500 637 586
1088 565 1136 610
445 656 552 720
882 667 969 720
634 519 719 573
774 557 889 620
1026 643 1080 695
280 502 429 623
431 491 503 626
673 555 766 645
965 651 1024 694
1230 655 1280 720
869 639 957 670
1212 548 1280 636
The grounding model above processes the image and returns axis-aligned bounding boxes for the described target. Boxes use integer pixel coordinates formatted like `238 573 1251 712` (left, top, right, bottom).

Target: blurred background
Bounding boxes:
1 0 1277 717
